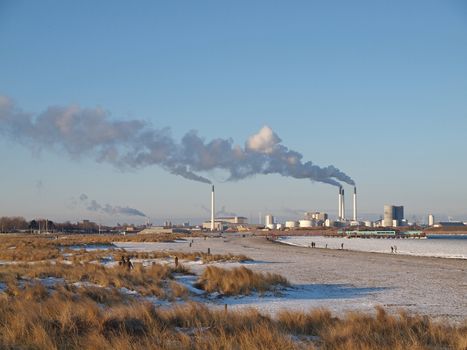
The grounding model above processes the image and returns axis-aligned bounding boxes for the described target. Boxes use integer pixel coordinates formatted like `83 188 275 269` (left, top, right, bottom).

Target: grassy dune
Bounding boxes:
0 234 250 263
0 261 189 300
0 290 465 350
195 265 289 295
0 234 466 349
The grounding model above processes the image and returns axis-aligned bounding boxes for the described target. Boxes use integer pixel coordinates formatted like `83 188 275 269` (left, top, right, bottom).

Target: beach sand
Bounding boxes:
116 234 467 323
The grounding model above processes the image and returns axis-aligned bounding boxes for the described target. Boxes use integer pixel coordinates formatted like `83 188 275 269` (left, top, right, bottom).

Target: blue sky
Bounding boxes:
1 0 466 225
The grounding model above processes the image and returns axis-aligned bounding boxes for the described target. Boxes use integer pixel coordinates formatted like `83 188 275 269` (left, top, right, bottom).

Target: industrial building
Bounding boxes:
383 205 404 227
265 214 274 226
202 216 248 231
428 214 435 226
202 220 224 231
304 212 328 222
434 221 465 227
217 216 248 224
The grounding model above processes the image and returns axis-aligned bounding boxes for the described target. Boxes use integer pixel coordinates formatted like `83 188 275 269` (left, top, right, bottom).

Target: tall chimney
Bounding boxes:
338 187 342 220
341 188 345 221
353 186 357 221
211 185 215 231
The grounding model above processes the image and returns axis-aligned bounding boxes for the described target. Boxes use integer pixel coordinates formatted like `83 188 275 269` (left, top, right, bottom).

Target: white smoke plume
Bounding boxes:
79 193 146 217
0 96 355 187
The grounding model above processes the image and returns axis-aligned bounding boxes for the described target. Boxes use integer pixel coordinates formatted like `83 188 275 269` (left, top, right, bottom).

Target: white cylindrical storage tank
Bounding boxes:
285 221 297 228
325 219 331 227
428 214 434 226
392 219 399 227
298 220 312 228
265 214 274 226
276 223 283 230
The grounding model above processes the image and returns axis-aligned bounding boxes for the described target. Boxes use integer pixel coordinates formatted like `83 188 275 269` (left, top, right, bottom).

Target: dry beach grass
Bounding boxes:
0 233 466 349
195 265 289 295
0 289 465 350
0 233 250 263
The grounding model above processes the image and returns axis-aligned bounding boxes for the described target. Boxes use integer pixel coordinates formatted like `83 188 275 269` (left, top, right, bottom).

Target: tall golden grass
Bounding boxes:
195 266 289 295
0 234 250 263
0 287 465 350
1 234 466 349
0 261 187 300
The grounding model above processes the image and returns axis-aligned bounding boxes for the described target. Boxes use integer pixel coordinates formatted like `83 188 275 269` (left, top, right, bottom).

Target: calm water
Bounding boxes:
427 234 467 240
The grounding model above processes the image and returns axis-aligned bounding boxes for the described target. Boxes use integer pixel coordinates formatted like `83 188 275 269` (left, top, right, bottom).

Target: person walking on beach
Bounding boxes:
394 245 397 253
391 246 394 253
174 256 179 268
341 243 344 250
126 257 134 271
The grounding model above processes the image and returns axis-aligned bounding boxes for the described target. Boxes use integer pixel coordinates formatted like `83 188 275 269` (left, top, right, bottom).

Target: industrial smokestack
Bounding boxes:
338 187 342 220
341 188 345 221
353 186 357 221
211 185 215 231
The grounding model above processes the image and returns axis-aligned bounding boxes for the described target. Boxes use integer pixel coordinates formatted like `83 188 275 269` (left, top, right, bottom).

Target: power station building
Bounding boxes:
304 212 328 222
383 205 404 227
202 216 248 231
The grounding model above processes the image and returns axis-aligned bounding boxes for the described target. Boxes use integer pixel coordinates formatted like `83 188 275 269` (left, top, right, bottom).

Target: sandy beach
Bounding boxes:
116 234 467 323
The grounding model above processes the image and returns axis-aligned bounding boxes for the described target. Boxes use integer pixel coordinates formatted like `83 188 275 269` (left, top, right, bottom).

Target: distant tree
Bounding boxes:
29 220 39 230
0 216 28 232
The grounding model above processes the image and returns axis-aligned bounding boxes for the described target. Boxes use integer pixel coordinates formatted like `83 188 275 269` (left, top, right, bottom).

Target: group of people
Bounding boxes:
390 245 398 253
119 256 134 270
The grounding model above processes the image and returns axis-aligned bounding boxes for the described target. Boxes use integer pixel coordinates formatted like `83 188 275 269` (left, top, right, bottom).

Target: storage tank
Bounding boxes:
298 220 312 228
265 214 274 226
266 223 276 230
276 223 283 230
428 214 434 226
285 221 297 228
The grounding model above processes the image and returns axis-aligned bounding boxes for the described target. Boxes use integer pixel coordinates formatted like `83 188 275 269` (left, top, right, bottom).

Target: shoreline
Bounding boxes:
271 234 467 260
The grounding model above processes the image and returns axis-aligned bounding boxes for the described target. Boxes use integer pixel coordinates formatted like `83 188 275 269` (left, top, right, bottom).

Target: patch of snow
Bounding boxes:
174 275 205 296
119 287 140 296
277 236 467 260
72 281 103 288
62 244 116 252
35 277 65 287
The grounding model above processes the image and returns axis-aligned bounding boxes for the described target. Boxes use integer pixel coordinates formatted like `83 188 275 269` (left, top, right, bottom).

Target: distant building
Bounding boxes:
265 214 274 226
383 205 404 227
434 221 465 228
217 216 248 224
304 212 328 222
428 214 434 226
202 221 223 231
201 216 248 231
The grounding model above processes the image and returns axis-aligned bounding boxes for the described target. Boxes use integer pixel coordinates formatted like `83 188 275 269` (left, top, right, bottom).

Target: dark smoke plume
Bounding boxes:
0 96 355 187
79 193 146 217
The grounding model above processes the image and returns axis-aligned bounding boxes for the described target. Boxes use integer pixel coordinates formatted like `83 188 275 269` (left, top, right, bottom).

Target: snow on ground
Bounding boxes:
62 244 117 251
277 235 467 259
2 236 464 323
114 236 467 323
